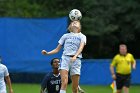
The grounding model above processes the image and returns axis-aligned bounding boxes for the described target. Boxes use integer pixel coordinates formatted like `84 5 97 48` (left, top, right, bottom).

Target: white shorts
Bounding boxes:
0 89 6 93
59 55 81 76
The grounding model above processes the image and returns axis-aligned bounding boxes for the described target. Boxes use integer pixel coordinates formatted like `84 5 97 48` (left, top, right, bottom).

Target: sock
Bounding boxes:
60 90 66 93
78 85 81 90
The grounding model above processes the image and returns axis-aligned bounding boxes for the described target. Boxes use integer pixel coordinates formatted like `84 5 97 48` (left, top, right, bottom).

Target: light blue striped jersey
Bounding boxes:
58 32 86 58
0 64 9 91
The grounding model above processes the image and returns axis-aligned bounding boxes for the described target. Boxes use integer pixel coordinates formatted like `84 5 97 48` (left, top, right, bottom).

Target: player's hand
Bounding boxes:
70 56 77 62
112 74 116 80
41 50 48 55
132 64 136 69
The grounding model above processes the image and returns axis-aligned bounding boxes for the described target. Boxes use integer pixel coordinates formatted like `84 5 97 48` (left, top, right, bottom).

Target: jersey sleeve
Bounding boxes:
130 54 136 64
58 34 66 45
41 74 50 91
111 55 117 67
4 65 9 76
81 35 87 45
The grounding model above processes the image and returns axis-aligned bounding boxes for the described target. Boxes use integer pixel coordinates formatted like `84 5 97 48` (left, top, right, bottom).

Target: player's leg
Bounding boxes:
71 74 80 93
59 69 68 93
116 73 123 93
117 89 122 93
123 74 131 93
123 86 129 93
59 56 70 93
70 58 81 93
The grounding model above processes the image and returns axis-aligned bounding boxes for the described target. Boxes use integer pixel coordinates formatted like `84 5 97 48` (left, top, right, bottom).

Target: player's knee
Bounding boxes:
61 76 68 87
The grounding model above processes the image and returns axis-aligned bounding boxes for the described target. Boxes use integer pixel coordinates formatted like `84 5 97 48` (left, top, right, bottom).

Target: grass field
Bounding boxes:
11 83 139 93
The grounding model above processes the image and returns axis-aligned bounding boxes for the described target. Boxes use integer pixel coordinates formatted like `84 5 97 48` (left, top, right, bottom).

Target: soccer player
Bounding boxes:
110 44 136 93
40 58 61 93
0 56 14 93
42 21 86 93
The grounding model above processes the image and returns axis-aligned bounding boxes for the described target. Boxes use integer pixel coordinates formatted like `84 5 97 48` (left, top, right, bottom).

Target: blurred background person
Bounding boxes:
40 58 61 93
0 56 13 93
110 44 136 93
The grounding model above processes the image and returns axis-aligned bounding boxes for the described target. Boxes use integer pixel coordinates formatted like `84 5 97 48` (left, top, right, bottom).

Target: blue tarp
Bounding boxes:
0 17 68 73
0 18 140 85
80 59 140 85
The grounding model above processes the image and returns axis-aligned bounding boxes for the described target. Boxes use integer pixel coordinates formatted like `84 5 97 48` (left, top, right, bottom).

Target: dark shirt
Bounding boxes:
41 72 61 93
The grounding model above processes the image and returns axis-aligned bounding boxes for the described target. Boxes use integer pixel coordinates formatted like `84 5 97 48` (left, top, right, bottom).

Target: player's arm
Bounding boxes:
42 34 65 55
131 54 136 69
132 60 136 69
5 75 13 93
40 74 49 93
110 65 116 80
41 81 48 93
110 56 117 80
42 44 62 55
71 42 85 62
71 35 86 62
74 42 85 58
4 66 13 93
40 87 47 93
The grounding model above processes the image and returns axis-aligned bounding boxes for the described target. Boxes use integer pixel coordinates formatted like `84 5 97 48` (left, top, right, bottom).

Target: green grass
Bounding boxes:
11 83 140 93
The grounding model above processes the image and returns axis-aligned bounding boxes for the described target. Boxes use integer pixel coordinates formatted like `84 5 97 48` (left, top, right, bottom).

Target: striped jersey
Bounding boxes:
0 63 9 91
58 32 86 58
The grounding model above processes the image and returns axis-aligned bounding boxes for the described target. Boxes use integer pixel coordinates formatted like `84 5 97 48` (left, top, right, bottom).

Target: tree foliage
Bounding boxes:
0 0 140 58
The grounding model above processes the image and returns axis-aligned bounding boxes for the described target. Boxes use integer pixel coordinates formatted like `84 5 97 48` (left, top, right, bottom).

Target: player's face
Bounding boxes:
69 21 81 33
52 59 60 69
119 45 127 55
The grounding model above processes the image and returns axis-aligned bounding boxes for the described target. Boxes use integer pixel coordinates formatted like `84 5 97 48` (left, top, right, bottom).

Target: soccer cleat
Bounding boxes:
78 88 85 93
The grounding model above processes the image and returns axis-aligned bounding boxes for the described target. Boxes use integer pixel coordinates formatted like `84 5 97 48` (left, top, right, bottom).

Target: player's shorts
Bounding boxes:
59 55 81 76
116 73 131 89
0 89 6 93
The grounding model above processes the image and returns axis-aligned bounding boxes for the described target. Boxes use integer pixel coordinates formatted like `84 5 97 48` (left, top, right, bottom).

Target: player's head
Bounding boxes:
119 44 127 55
50 58 60 69
68 21 81 33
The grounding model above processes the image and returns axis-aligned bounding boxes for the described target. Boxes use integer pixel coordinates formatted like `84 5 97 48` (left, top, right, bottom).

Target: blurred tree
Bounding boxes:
82 0 140 58
0 0 140 58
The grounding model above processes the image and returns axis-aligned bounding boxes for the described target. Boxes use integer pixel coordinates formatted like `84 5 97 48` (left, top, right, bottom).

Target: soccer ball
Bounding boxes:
69 9 82 21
